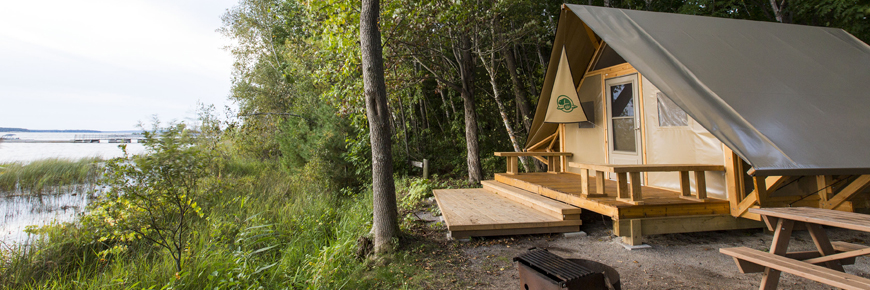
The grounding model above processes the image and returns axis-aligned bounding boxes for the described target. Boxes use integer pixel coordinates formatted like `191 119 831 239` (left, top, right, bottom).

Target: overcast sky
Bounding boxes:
0 0 238 131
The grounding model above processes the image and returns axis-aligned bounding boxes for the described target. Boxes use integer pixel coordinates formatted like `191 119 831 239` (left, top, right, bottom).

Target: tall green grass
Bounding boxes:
0 155 422 289
0 157 103 194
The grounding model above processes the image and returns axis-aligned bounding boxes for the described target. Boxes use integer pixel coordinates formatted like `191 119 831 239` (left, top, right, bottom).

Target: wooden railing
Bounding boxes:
568 162 725 205
494 152 573 174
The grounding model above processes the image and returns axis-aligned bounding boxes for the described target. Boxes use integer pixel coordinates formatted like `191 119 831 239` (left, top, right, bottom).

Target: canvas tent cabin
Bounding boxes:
433 5 870 245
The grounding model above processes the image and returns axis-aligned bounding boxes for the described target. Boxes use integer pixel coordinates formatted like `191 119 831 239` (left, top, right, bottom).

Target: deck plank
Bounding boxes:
433 188 582 234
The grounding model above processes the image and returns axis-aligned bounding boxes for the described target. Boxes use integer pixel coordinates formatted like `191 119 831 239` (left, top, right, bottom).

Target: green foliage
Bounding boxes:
7 0 869 288
84 123 209 272
397 178 434 210
1 141 420 290
0 157 102 194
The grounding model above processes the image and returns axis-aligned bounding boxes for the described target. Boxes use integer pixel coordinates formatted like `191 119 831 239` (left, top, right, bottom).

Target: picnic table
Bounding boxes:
720 207 870 290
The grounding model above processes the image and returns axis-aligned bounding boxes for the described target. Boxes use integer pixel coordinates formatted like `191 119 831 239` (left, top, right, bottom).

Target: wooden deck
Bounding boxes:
433 188 582 239
495 172 731 219
433 172 763 244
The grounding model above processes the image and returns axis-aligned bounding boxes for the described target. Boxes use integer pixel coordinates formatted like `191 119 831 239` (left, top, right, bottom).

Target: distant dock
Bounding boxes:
1 134 145 144
72 134 143 143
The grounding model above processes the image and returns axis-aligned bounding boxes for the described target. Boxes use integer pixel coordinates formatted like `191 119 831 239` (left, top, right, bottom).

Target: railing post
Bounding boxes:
547 156 557 173
616 172 629 199
679 171 691 197
629 172 644 204
506 156 518 175
595 171 606 195
694 171 707 200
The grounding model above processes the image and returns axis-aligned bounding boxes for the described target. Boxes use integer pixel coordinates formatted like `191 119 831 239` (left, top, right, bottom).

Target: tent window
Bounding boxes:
611 83 636 152
657 92 688 127
592 45 627 71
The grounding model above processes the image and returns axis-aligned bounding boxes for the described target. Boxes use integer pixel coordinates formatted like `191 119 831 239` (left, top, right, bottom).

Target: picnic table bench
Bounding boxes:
720 207 870 289
567 162 724 205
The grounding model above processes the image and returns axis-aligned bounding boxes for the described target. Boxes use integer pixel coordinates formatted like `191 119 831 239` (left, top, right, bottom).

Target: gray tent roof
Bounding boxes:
560 5 870 176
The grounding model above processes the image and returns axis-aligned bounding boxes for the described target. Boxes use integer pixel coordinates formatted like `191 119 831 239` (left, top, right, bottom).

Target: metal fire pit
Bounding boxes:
513 248 620 290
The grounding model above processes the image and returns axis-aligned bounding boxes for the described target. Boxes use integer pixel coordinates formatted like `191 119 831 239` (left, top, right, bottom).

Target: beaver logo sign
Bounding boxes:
544 46 588 123
556 95 578 113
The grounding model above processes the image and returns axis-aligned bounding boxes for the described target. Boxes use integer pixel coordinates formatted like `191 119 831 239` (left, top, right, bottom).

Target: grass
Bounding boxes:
0 154 429 289
0 157 103 194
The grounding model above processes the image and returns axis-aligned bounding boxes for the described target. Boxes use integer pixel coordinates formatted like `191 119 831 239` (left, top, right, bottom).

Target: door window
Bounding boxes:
610 83 636 152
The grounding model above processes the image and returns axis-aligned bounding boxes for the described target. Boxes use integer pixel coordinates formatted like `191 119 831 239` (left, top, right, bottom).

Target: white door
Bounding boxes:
606 74 643 170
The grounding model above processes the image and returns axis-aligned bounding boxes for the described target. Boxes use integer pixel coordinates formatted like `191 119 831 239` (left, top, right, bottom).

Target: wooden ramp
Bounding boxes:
433 187 582 239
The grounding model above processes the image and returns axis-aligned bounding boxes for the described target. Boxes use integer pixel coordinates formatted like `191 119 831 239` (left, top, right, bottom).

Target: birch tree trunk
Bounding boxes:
438 86 452 121
360 0 398 254
476 19 530 173
769 0 789 23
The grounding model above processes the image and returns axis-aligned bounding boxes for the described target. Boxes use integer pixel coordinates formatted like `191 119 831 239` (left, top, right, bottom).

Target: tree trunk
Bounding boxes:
769 0 789 23
504 46 533 133
477 19 530 173
360 0 398 254
438 86 452 121
396 94 412 169
459 34 482 184
522 45 540 99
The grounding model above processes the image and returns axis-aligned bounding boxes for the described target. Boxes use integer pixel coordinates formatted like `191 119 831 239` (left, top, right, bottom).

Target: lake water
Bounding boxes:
0 133 146 245
0 132 145 163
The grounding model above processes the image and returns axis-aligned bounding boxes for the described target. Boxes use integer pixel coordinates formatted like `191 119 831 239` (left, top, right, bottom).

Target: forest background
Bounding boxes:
2 0 869 288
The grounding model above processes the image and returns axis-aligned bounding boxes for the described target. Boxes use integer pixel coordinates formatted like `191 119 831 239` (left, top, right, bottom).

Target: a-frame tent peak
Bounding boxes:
529 4 870 176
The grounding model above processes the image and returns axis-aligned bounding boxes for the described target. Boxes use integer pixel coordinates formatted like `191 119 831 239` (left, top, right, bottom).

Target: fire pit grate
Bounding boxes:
514 248 619 290
514 249 594 282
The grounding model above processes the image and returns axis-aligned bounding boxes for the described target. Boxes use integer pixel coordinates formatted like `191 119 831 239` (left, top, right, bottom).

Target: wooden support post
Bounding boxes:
754 176 768 207
583 170 606 198
806 223 845 272
760 218 794 290
695 171 707 200
506 156 518 175
629 172 644 205
595 170 606 195
816 175 833 202
680 171 691 197
559 124 567 172
580 169 590 195
622 219 643 246
724 147 744 216
616 172 629 199
547 156 557 173
423 159 429 179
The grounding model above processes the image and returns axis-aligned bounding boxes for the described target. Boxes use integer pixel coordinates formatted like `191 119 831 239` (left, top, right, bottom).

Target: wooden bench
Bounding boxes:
567 162 725 204
494 152 573 174
720 247 870 290
721 207 870 289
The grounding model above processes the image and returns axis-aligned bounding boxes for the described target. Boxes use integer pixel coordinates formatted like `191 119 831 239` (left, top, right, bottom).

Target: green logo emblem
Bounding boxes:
556 95 578 113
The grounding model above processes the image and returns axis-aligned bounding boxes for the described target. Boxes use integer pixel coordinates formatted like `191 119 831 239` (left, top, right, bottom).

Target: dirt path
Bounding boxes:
404 209 870 289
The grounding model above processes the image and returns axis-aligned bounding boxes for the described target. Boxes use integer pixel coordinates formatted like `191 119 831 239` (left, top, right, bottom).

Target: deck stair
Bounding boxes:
481 180 582 220
434 180 582 239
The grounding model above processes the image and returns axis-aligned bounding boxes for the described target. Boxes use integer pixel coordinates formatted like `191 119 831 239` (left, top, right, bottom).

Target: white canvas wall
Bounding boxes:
641 76 727 199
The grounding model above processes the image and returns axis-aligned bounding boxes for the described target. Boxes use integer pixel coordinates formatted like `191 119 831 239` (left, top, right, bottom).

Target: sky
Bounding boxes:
0 0 239 131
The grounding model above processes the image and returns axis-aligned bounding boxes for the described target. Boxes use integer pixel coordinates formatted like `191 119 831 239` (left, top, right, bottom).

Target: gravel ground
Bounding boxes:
408 210 870 289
